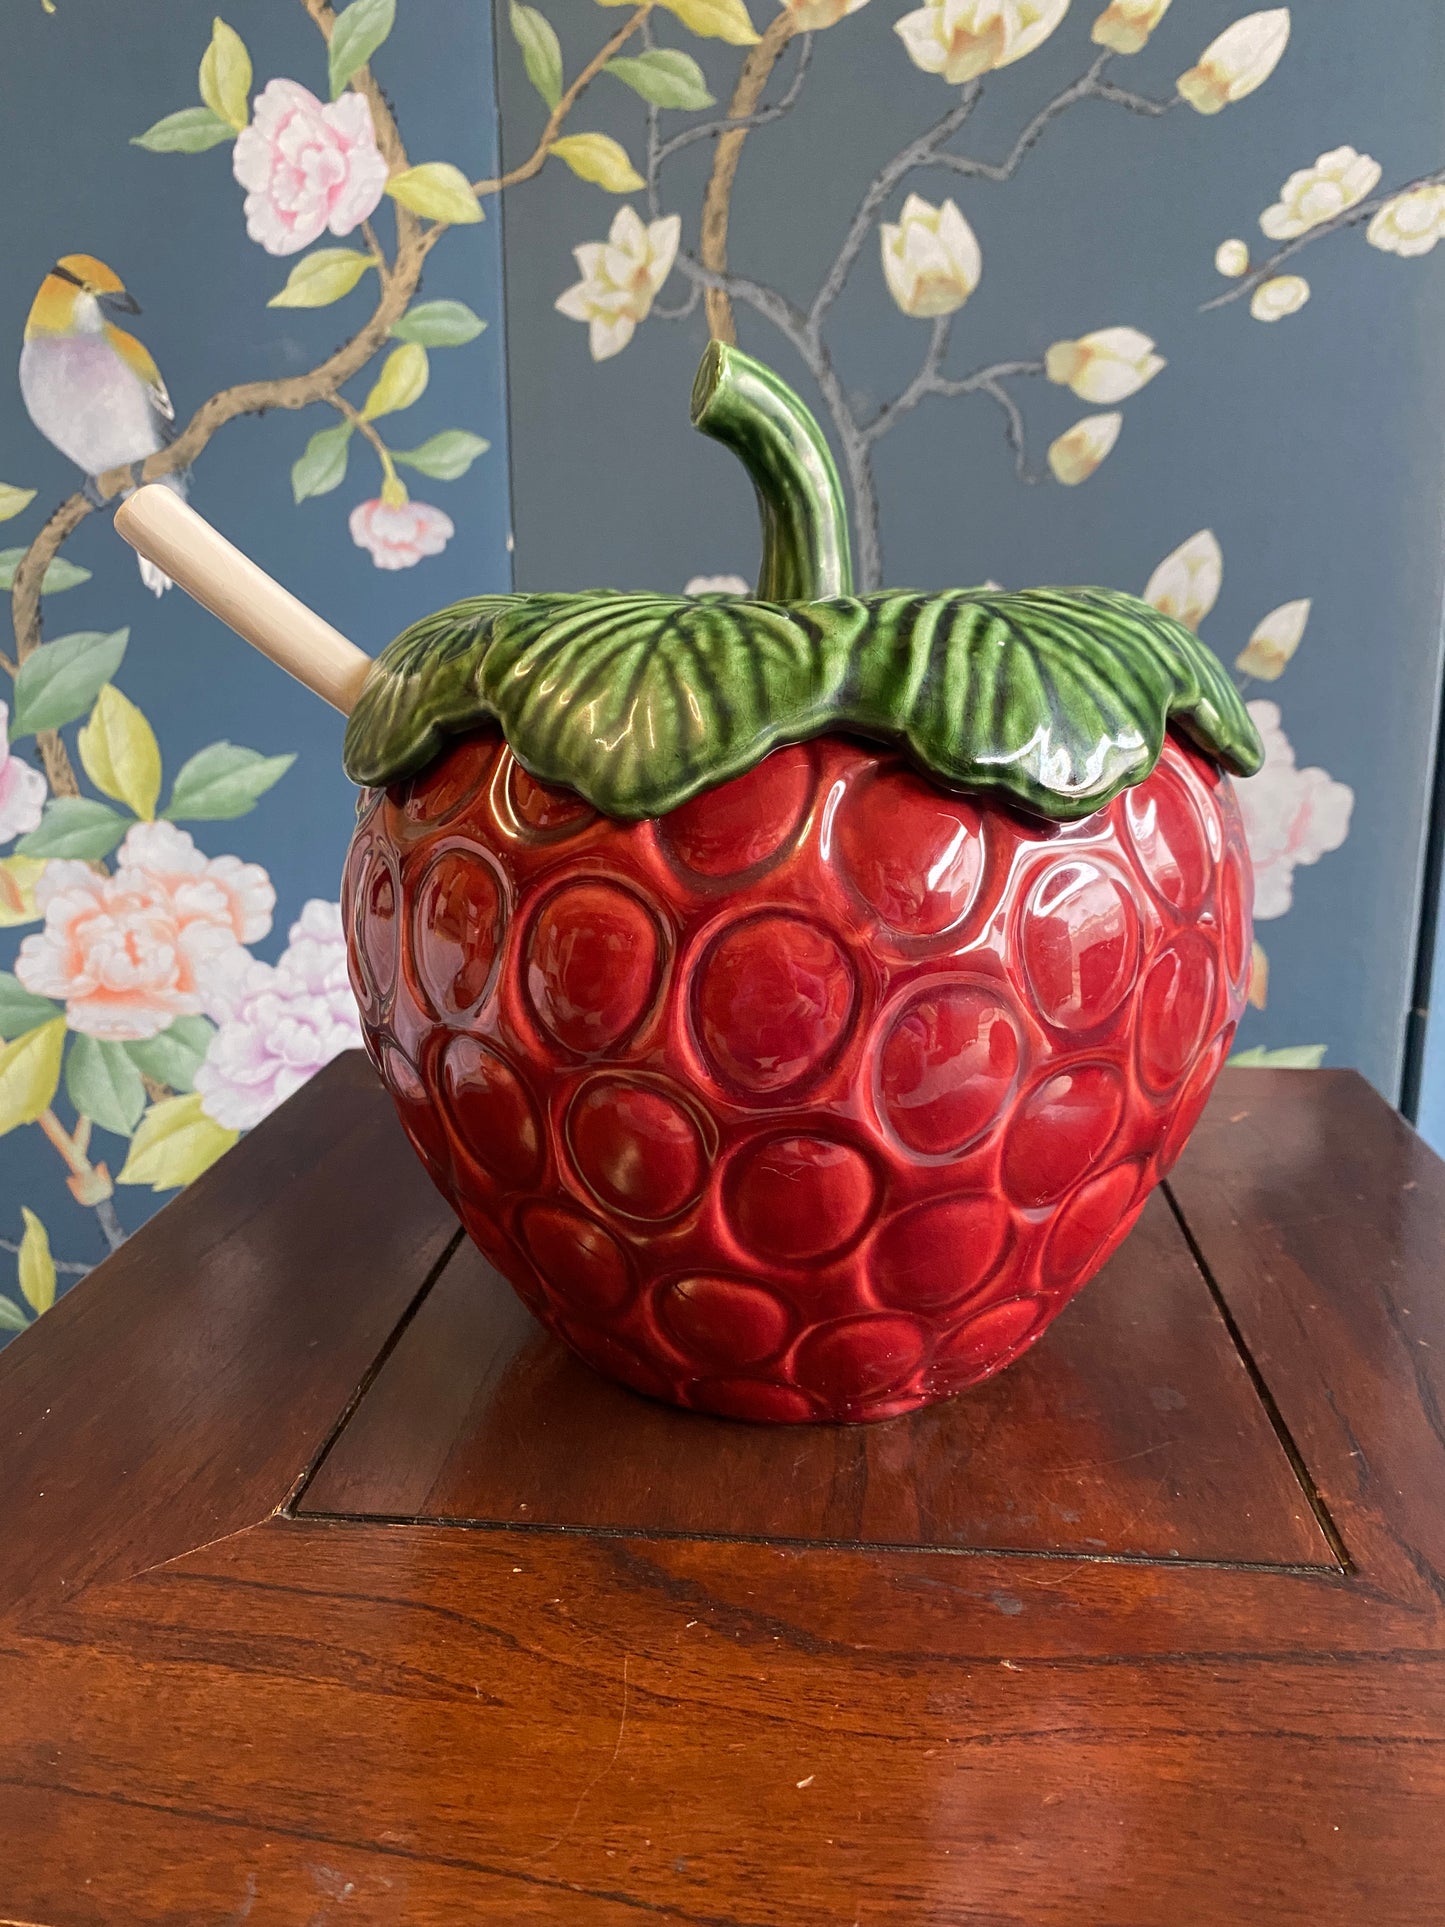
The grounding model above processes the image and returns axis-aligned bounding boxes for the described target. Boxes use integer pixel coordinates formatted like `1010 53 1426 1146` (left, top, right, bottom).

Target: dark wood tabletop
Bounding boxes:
2 1054 1443 1926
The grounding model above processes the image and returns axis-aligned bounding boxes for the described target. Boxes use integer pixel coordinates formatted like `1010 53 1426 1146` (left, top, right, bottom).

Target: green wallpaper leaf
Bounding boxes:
510 2 564 110
268 249 373 309
0 550 92 594
164 743 296 820
390 300 487 346
123 1017 215 1094
328 0 396 97
605 48 715 109
392 430 490 480
66 1035 147 1138
0 973 61 1043
1228 1044 1328 1069
131 106 235 153
11 629 128 737
292 423 353 503
16 798 128 861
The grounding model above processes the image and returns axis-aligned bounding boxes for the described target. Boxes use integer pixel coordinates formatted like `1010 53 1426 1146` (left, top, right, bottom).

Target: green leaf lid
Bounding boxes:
343 343 1262 822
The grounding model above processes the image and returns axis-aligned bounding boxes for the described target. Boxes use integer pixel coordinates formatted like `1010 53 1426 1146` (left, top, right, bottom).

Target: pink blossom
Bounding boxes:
0 701 45 846
349 498 454 570
232 78 388 256
15 822 274 1040
1235 700 1354 920
195 900 362 1130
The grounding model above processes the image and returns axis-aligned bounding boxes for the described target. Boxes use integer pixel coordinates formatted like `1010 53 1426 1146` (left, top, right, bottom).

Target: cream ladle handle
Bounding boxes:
113 485 373 717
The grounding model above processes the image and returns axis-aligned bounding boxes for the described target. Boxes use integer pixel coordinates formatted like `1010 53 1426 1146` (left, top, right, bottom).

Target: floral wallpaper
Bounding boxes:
6 0 1445 1334
0 0 512 1340
496 0 1445 1100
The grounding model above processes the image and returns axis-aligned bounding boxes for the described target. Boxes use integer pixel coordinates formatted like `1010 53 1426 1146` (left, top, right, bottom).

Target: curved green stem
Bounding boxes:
689 340 852 600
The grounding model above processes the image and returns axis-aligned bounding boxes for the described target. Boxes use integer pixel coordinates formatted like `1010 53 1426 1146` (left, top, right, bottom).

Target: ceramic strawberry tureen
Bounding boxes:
334 342 1261 1424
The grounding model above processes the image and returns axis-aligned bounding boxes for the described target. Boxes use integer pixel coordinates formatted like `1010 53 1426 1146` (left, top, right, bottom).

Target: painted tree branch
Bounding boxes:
330 394 396 482
1200 163 1445 312
672 45 1177 586
10 0 638 706
0 1237 90 1277
7 0 427 799
699 12 801 345
862 327 1044 448
35 1108 125 1253
976 376 1036 483
809 80 982 338
474 3 654 194
655 33 813 165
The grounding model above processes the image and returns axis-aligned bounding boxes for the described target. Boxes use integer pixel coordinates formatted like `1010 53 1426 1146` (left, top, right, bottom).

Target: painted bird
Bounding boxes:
20 254 187 595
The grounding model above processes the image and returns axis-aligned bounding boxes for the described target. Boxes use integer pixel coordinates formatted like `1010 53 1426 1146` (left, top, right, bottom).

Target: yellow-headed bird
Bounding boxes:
20 254 187 595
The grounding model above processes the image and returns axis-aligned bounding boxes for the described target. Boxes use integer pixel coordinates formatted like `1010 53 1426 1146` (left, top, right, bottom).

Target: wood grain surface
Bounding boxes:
0 1058 1441 1927
299 1191 1334 1567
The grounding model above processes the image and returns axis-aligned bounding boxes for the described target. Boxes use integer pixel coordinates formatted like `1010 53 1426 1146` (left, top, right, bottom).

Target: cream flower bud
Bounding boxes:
1044 326 1165 403
1260 146 1381 239
880 194 982 318
1235 599 1310 680
1177 8 1290 115
685 574 751 597
1091 0 1172 56
894 0 1068 85
1250 273 1310 321
1144 530 1222 631
1247 940 1269 1011
1215 238 1250 277
1366 185 1445 258
786 0 871 26
1046 413 1123 486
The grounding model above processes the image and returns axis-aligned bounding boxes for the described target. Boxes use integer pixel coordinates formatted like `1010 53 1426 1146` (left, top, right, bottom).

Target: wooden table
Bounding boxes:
2 1056 1443 1925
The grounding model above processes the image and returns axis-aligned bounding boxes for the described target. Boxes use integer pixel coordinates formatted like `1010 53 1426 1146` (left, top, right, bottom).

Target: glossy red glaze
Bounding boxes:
345 730 1250 1423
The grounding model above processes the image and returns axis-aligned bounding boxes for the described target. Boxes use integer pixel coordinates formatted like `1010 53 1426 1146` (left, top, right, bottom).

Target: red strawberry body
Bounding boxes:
345 726 1251 1423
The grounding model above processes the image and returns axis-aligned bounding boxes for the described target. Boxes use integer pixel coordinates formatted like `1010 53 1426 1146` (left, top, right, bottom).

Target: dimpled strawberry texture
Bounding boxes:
345 728 1251 1424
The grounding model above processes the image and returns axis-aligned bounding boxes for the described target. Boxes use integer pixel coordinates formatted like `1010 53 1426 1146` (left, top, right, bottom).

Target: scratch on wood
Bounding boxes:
531 1654 632 1859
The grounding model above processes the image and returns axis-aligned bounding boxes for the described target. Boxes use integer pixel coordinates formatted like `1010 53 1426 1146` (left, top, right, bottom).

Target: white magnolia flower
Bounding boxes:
1215 238 1251 277
1045 327 1164 403
1260 146 1381 240
880 194 982 318
1046 413 1122 486
1177 8 1290 115
1250 273 1310 321
1236 700 1353 919
555 207 682 361
1144 529 1221 630
786 0 871 26
1091 0 1171 56
894 0 1069 85
1366 184 1445 258
1235 598 1310 680
685 574 751 596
